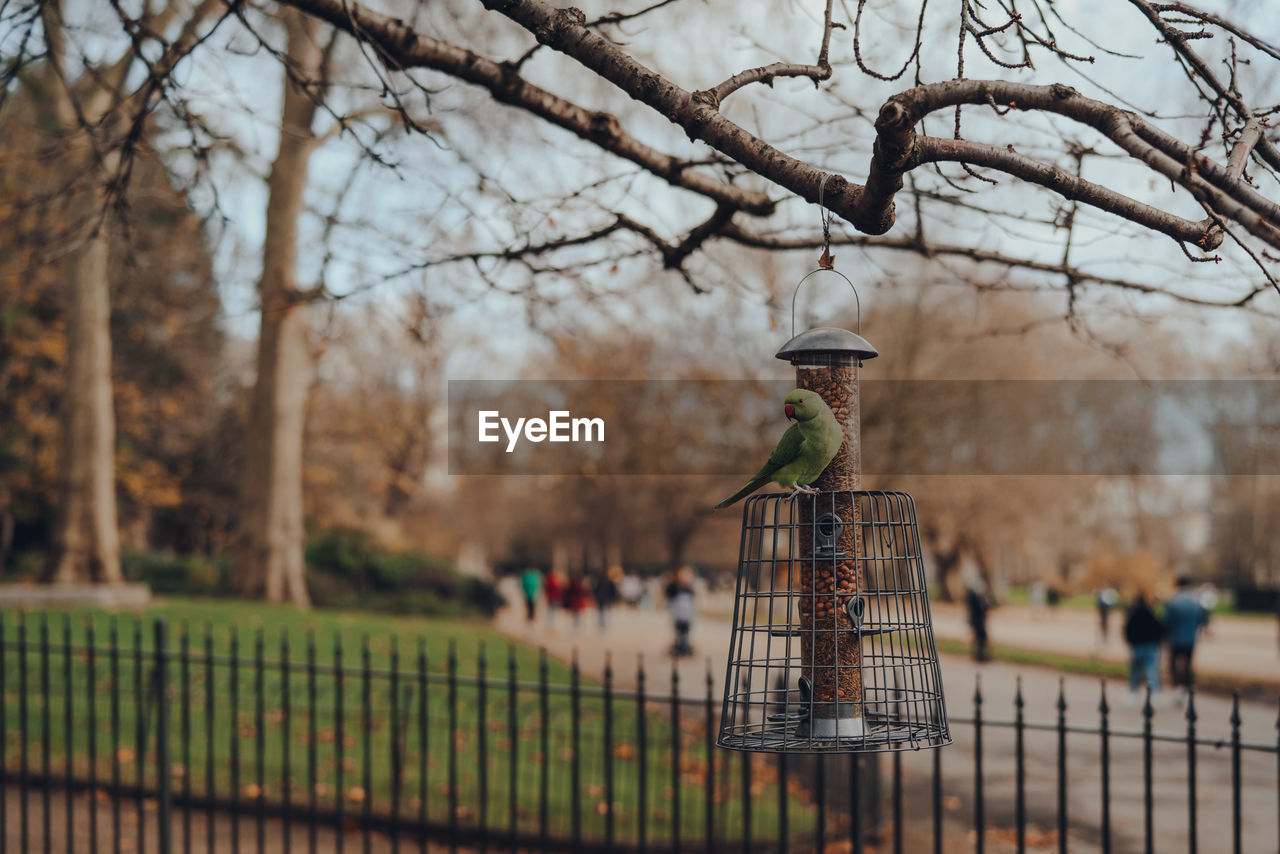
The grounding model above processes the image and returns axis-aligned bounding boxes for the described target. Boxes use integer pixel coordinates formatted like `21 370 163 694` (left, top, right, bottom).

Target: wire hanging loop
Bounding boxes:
790 267 863 339
817 172 835 270
790 172 861 336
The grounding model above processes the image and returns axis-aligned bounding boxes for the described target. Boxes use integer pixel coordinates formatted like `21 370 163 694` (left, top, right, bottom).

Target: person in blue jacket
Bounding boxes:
1163 576 1209 699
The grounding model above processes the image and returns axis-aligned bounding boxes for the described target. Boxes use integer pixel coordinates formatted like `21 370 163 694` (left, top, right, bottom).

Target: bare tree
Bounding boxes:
231 8 338 605
6 0 223 583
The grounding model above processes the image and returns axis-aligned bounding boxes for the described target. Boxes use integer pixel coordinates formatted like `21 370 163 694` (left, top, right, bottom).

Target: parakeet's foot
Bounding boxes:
789 484 820 498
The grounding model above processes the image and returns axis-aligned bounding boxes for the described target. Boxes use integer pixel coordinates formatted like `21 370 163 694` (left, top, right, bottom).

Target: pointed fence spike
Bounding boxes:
1098 679 1109 714
1014 675 1024 709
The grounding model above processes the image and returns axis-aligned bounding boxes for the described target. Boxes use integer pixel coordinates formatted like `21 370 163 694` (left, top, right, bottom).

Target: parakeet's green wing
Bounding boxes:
715 424 804 509
762 423 805 473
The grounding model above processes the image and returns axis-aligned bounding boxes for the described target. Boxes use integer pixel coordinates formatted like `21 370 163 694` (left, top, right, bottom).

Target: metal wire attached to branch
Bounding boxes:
817 172 835 269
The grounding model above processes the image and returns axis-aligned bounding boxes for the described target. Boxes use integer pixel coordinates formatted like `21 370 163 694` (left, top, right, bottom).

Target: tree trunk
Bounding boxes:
51 224 123 584
233 8 323 606
236 305 313 604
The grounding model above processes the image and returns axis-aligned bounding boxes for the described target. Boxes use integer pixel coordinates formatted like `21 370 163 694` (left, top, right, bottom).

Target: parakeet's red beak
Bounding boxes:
784 404 796 419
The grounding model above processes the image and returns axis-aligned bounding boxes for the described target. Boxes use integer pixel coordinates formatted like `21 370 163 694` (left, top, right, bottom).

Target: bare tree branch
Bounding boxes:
1150 1 1280 62
873 80 1280 248
1128 0 1280 172
1226 119 1263 181
717 222 1272 307
271 0 776 215
405 206 1270 310
916 136 1215 245
694 0 837 108
466 0 1279 252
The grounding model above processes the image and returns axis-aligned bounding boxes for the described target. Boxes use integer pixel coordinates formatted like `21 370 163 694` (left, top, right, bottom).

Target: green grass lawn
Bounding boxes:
997 585 1275 619
0 598 814 846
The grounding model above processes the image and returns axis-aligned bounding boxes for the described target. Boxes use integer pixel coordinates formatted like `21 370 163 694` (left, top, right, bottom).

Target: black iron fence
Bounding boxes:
0 613 1277 853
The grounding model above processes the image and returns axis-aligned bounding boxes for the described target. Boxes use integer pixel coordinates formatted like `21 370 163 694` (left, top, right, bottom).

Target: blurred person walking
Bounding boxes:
520 567 542 623
565 572 590 630
1095 587 1118 640
619 572 643 608
1123 593 1163 702
543 569 565 627
665 567 696 657
592 567 620 630
1164 576 1209 701
965 582 991 662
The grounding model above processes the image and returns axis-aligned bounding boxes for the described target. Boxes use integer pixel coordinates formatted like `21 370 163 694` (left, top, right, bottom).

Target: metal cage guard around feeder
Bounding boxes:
718 270 950 753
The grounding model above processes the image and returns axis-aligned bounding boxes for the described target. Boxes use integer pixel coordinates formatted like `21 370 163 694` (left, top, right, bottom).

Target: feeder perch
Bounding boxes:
718 273 950 753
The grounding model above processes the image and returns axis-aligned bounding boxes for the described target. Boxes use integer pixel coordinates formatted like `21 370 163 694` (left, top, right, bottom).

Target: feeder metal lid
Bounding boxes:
775 327 878 363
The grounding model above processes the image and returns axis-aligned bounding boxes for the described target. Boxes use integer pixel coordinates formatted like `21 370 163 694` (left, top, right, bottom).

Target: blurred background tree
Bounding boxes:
0 82 225 579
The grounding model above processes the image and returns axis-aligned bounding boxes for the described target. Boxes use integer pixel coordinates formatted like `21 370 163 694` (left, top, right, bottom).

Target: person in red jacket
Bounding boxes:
543 569 565 627
564 572 590 630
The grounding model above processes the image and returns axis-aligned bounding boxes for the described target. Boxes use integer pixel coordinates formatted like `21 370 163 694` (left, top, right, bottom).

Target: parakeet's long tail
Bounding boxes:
715 474 771 510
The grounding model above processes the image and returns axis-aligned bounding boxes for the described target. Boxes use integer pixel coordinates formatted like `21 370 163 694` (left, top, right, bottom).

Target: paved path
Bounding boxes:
928 600 1280 690
494 581 1280 853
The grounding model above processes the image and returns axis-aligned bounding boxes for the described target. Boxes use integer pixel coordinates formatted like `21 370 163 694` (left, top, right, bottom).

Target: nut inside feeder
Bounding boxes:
718 271 950 754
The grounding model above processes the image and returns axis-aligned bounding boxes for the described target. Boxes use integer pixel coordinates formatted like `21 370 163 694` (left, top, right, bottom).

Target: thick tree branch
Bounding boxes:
1227 120 1263 181
468 0 887 229
916 136 1217 246
696 61 831 109
470 0 1276 250
271 0 775 215
873 79 1280 249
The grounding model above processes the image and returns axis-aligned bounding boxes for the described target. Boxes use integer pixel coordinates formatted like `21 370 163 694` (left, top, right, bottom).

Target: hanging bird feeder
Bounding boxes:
717 262 950 754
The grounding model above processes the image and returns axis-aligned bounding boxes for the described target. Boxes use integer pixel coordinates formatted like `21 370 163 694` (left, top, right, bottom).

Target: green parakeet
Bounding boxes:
715 388 843 509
